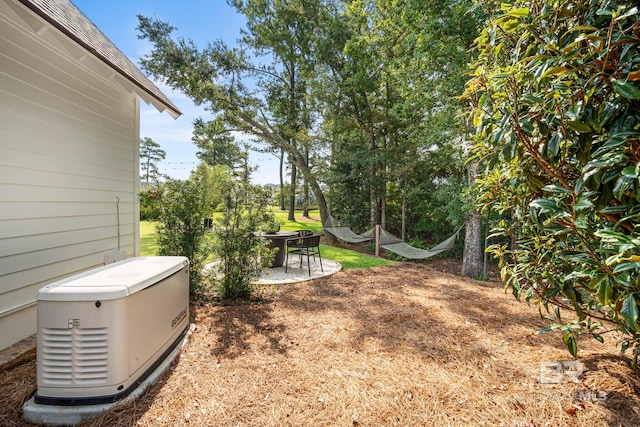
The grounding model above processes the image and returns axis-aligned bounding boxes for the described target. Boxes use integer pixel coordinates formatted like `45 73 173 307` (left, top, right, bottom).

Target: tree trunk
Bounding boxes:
401 177 407 241
303 141 310 218
279 147 285 210
461 160 483 278
284 145 333 243
303 181 309 217
288 161 296 221
462 210 483 278
381 187 386 230
368 133 378 228
370 174 377 229
381 77 390 230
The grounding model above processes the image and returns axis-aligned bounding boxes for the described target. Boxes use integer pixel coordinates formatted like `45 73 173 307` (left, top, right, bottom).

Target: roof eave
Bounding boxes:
16 0 182 119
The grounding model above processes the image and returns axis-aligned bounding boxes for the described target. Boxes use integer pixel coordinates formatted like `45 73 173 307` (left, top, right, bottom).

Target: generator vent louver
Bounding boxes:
41 327 109 385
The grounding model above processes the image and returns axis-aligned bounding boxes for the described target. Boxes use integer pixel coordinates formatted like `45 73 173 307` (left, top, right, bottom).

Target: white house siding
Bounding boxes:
0 2 141 350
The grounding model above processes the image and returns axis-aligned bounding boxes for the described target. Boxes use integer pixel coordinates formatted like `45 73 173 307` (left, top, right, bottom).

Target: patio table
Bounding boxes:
256 231 298 267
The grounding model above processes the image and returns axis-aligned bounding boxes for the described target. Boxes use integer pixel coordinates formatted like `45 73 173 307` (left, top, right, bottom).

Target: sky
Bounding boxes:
71 0 281 185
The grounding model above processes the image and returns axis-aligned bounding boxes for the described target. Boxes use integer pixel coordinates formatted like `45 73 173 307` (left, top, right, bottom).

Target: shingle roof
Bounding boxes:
17 0 181 118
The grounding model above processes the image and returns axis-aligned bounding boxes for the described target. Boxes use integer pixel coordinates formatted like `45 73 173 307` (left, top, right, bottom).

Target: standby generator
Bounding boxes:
33 256 189 406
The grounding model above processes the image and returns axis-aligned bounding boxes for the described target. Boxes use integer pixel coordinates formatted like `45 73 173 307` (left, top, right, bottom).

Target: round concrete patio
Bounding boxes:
204 257 342 285
255 256 342 284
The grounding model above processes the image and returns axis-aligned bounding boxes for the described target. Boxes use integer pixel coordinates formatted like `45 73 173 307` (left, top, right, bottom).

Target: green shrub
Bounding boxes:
155 178 211 301
211 181 273 300
139 187 162 221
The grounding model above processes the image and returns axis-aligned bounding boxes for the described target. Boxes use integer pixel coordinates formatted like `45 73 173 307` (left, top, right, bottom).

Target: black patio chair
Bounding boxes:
285 234 323 275
295 229 313 238
284 230 313 258
285 231 309 272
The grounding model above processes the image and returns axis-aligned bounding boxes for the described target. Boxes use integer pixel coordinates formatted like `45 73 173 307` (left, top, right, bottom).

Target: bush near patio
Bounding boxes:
466 1 640 362
210 180 274 300
155 177 211 301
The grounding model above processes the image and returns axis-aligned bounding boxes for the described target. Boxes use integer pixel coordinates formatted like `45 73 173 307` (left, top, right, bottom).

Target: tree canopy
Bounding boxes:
137 0 481 254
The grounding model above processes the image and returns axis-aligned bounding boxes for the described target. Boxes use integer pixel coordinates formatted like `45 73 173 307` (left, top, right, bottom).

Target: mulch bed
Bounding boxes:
2 262 640 426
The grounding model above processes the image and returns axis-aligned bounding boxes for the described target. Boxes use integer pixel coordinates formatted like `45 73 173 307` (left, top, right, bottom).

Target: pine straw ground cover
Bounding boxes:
3 263 640 426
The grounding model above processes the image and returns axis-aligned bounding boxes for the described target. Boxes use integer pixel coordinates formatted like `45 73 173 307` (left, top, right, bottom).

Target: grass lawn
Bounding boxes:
139 210 393 270
139 221 158 256
272 209 324 233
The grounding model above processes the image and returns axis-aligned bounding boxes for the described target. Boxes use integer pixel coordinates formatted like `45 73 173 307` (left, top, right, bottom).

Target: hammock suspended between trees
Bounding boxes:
323 216 461 260
322 216 375 243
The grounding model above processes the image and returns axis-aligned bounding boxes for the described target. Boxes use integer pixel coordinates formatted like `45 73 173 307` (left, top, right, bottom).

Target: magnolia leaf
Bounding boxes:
616 6 639 21
540 66 569 80
524 286 534 301
473 110 482 127
491 73 510 80
478 93 488 110
566 102 582 120
527 175 545 191
576 133 592 163
597 279 613 306
613 262 640 274
502 137 516 161
563 25 598 35
522 94 543 103
508 7 530 17
613 176 634 199
600 203 635 213
563 284 578 302
574 197 593 211
588 275 606 290
621 295 639 332
613 79 640 100
543 184 570 194
594 182 612 210
575 177 584 194
519 118 534 134
563 332 578 357
545 132 561 157
595 229 635 244
501 19 521 33
622 340 631 354
596 8 613 17
628 71 640 82
530 198 560 212
592 133 631 157
568 121 592 133
537 324 561 334
622 165 639 178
